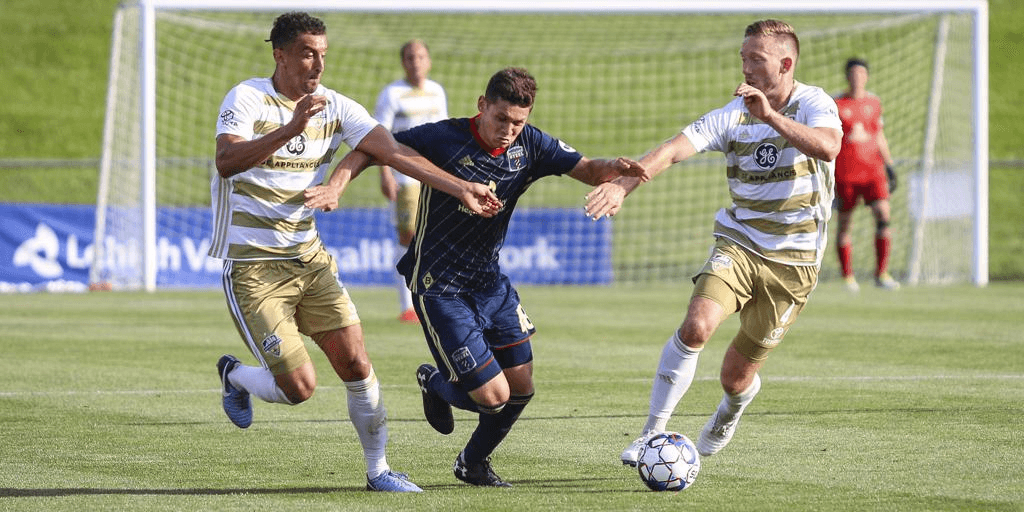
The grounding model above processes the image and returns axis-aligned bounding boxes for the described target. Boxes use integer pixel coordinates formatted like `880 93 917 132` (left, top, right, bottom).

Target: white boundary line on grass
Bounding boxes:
1 374 1021 397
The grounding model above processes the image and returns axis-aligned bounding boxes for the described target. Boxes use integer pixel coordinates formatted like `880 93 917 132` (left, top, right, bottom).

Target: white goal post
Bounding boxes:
93 0 988 291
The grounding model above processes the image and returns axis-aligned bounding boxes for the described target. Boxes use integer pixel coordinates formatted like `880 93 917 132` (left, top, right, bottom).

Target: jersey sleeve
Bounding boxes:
216 83 260 140
800 87 843 130
329 90 380 150
681 103 734 154
524 126 584 177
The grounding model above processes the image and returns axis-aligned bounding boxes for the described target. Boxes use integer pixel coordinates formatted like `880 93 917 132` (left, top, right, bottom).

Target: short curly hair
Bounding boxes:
266 12 326 49
484 67 537 108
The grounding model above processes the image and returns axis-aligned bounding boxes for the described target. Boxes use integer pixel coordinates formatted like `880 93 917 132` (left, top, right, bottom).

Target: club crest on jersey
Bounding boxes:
452 347 477 375
262 333 283 357
507 145 526 171
753 142 779 169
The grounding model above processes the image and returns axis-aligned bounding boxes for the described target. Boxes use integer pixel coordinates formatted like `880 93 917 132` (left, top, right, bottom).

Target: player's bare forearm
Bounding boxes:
758 110 841 162
569 157 648 186
303 149 372 212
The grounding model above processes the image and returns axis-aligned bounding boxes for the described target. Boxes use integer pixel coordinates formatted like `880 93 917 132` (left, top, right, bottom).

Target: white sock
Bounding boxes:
643 331 701 433
229 364 292 404
345 368 389 478
396 244 413 312
712 373 761 426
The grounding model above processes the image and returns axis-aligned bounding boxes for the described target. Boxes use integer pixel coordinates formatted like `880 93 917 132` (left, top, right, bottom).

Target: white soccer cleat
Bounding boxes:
875 273 900 290
696 411 739 457
842 275 860 293
620 430 658 467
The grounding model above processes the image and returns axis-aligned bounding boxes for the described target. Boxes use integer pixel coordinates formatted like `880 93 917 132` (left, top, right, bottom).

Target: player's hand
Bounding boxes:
458 183 503 218
287 94 327 137
734 83 772 121
584 182 628 220
886 164 897 193
379 168 398 201
612 157 651 182
303 183 341 212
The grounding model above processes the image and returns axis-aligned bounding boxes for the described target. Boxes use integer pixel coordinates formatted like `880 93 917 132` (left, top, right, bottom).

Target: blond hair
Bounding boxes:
745 19 800 59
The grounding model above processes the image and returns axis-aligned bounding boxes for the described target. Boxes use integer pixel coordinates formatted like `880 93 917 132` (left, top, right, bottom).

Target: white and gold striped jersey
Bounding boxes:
682 81 842 267
373 78 448 187
209 78 378 261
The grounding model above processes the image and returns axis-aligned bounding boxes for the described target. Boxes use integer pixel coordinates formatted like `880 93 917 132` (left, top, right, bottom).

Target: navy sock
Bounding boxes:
463 393 533 463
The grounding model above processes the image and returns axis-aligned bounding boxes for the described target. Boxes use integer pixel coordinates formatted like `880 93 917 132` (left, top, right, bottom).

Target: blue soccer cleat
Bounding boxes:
217 354 252 428
366 470 424 492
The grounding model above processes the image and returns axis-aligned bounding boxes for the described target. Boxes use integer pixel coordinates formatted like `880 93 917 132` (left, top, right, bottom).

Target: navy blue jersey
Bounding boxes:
394 116 583 296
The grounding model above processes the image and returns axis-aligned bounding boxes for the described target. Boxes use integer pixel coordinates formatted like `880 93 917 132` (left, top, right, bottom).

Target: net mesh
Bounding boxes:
94 7 979 288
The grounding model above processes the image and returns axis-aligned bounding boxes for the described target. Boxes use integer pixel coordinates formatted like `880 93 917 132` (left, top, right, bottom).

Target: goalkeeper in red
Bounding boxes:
584 20 843 465
834 57 900 291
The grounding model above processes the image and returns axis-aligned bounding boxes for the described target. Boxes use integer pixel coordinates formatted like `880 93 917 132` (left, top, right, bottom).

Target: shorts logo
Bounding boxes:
753 142 779 169
709 252 733 272
262 333 283 357
421 272 434 289
760 327 785 348
452 347 477 375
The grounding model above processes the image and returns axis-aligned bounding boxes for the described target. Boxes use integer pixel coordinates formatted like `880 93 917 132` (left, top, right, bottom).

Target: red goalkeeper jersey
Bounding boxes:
834 92 886 184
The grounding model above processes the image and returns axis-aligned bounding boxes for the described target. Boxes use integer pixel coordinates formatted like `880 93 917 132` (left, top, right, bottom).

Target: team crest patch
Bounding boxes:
753 142 779 169
557 140 577 153
452 347 477 375
507 145 526 171
709 252 733 272
262 333 283 357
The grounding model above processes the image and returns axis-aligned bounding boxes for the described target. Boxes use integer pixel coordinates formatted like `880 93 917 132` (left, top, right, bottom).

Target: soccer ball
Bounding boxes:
636 432 701 491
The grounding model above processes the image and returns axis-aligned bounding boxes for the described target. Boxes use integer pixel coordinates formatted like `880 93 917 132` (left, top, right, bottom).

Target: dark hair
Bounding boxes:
266 12 326 49
745 19 800 58
845 57 869 72
484 67 537 108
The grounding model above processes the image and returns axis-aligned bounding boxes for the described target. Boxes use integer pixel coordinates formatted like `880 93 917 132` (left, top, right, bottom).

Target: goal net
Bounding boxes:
93 0 988 290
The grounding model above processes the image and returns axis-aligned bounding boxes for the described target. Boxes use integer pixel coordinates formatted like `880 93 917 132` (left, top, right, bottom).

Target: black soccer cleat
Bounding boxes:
453 452 512 488
416 364 454 435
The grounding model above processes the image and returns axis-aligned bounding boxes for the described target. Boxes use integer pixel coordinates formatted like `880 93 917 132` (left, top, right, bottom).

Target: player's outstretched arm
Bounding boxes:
583 133 696 220
304 148 373 212
355 126 502 217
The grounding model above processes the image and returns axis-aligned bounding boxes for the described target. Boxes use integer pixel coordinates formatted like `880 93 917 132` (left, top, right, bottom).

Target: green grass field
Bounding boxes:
2 282 1021 511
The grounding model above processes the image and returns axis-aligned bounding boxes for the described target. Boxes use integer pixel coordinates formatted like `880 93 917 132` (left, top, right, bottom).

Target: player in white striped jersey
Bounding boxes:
210 12 499 493
373 40 449 323
585 20 843 465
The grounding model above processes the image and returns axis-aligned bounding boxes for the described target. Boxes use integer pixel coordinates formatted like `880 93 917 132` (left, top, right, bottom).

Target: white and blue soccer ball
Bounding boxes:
636 432 701 491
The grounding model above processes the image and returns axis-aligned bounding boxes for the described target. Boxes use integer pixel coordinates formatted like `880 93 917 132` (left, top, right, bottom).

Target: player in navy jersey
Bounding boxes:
306 67 645 487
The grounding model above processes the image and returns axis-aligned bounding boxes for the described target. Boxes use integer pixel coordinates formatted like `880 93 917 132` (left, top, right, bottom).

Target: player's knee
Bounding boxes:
678 321 712 349
476 400 507 415
876 219 890 233
283 384 314 405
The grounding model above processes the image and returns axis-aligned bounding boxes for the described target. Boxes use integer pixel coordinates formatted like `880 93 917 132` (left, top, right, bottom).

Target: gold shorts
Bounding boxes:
395 183 421 236
692 237 818 362
222 246 360 375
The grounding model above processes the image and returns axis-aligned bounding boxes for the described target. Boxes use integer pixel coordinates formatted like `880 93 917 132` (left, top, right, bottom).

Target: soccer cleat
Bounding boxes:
416 364 454 435
875 273 901 290
453 452 511 487
620 430 658 467
398 308 419 324
366 470 424 492
842 275 860 293
217 354 252 428
697 410 739 457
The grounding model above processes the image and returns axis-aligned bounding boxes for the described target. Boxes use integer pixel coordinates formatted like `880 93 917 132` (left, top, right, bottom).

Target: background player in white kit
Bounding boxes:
374 39 448 323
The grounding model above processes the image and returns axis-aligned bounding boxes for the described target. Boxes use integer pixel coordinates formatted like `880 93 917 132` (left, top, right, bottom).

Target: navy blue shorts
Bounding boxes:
412 275 536 391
